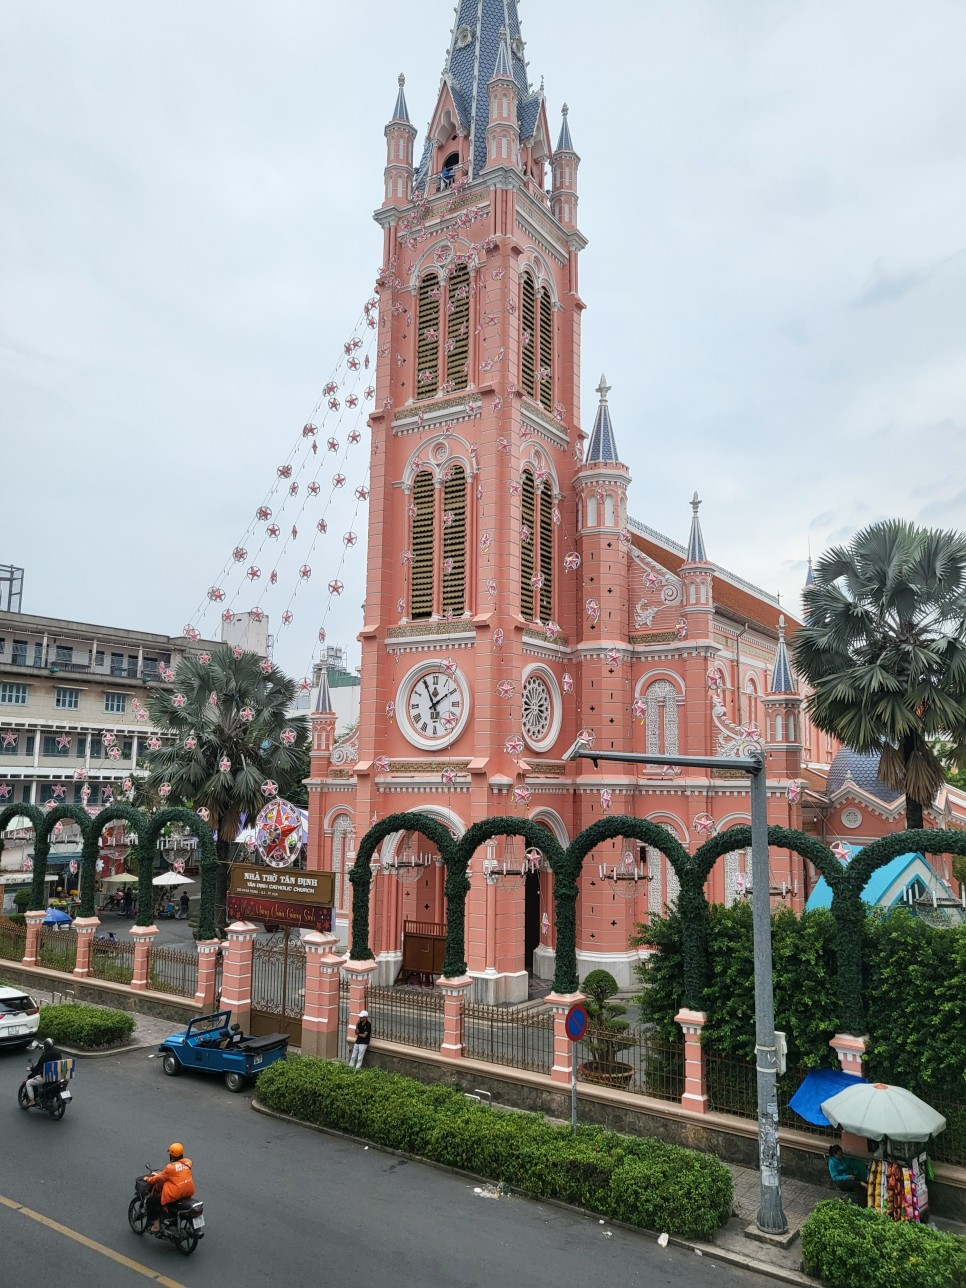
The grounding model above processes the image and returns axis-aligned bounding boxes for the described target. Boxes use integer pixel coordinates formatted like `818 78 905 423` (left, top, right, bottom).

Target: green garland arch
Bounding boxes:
30 805 93 912
140 809 219 940
78 805 148 919
0 803 45 907
350 812 458 963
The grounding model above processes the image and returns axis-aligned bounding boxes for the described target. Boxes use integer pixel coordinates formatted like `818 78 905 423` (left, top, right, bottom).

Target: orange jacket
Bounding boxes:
147 1158 194 1206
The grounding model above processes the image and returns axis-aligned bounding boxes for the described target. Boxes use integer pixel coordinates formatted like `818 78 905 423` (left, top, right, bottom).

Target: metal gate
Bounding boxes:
251 930 305 1044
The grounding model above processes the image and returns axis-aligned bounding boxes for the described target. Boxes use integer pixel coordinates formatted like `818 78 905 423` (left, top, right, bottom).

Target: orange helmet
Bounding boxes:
168 1142 184 1159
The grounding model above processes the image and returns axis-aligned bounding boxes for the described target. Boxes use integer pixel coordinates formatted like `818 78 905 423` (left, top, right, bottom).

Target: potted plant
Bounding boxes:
577 969 636 1089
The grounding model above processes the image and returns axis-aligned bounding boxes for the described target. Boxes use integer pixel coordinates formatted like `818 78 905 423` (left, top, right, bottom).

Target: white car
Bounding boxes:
0 986 40 1048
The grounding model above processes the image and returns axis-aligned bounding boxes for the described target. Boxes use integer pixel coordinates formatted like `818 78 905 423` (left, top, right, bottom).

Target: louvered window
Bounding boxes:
521 273 536 397
446 266 470 391
538 289 553 412
520 469 536 619
416 275 440 399
442 466 467 615
538 483 554 622
410 470 435 619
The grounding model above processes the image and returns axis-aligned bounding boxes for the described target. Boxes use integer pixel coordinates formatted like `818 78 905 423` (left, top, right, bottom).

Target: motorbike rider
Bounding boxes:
145 1143 195 1233
24 1037 64 1108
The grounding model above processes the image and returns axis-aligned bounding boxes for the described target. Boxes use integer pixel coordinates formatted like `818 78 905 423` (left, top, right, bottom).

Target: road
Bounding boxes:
0 1045 765 1288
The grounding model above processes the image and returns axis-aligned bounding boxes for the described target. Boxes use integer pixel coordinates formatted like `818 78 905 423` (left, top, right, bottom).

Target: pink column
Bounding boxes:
342 958 377 1055
438 975 472 1059
675 1008 709 1114
22 910 46 967
72 916 101 978
219 922 258 1030
546 991 585 1085
830 1032 869 1156
300 932 341 1059
194 940 222 1010
130 925 159 992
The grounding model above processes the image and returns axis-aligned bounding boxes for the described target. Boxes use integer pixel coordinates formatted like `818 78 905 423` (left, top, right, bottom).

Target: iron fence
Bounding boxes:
37 926 77 973
338 977 350 1061
89 938 135 984
573 1024 685 1101
704 1052 837 1138
0 916 26 962
149 945 198 997
464 1002 554 1074
364 982 444 1051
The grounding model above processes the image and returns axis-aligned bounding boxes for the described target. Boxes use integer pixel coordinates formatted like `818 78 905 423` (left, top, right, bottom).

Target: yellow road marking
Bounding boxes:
0 1192 186 1287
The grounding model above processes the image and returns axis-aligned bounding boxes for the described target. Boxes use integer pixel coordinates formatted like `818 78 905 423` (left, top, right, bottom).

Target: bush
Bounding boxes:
256 1057 733 1239
38 1003 135 1050
801 1201 966 1288
13 888 32 913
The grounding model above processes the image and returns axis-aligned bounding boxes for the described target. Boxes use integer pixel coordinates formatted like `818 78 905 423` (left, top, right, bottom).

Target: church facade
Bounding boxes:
305 1 964 1000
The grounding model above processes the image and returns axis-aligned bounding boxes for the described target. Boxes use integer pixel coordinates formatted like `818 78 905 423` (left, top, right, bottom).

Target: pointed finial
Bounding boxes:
398 73 405 88
596 373 611 401
691 491 701 513
685 492 707 563
562 102 569 117
778 613 786 637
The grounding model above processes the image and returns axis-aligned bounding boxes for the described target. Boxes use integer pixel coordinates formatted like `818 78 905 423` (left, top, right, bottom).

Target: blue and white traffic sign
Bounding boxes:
564 1003 588 1041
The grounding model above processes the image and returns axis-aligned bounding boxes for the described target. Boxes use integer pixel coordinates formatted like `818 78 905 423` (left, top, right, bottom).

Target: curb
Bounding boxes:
56 1039 158 1059
250 1097 816 1285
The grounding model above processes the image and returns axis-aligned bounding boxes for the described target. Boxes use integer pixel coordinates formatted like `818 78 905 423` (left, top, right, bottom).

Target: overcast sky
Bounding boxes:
2 0 964 680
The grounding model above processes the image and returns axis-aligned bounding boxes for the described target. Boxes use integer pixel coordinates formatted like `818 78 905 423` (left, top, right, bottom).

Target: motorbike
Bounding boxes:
128 1171 205 1256
18 1046 73 1121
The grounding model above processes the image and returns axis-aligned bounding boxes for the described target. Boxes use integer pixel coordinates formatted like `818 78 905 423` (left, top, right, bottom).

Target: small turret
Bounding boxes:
763 615 804 776
484 29 521 173
383 74 416 209
679 493 714 629
311 666 337 755
576 376 631 533
551 104 579 231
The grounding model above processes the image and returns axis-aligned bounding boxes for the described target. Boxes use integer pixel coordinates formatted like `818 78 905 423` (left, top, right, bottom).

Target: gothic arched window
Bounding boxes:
331 814 354 912
519 470 554 622
519 274 554 412
521 273 536 396
409 469 435 619
446 265 470 392
416 274 440 398
408 463 468 621
442 464 467 616
644 680 680 755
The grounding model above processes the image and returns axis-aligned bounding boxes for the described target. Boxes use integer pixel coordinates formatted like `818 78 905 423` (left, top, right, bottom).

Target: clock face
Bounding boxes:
399 665 471 749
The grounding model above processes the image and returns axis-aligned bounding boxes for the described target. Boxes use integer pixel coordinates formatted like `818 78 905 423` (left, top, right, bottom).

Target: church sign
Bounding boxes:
228 864 334 931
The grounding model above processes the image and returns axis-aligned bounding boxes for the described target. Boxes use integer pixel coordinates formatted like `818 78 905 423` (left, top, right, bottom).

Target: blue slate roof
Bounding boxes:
314 667 334 715
415 0 544 183
826 748 902 805
584 375 620 464
391 74 411 125
556 103 574 152
770 615 796 693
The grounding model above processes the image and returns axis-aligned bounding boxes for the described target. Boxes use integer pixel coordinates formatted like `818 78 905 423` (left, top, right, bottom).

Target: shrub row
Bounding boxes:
39 1002 135 1049
801 1201 966 1288
256 1056 733 1239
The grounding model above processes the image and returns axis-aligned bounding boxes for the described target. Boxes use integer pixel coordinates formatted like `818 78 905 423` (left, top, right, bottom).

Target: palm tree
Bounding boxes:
793 520 966 829
144 646 308 930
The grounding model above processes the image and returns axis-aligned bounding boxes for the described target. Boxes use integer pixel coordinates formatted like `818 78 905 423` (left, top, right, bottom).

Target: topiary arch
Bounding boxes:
78 805 148 919
30 805 94 912
140 809 219 940
0 803 45 906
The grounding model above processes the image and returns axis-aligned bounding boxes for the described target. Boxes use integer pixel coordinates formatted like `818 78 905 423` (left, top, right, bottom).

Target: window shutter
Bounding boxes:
521 274 536 398
442 465 467 615
538 483 553 623
446 266 470 391
520 470 535 619
410 470 435 619
417 275 440 399
539 289 553 412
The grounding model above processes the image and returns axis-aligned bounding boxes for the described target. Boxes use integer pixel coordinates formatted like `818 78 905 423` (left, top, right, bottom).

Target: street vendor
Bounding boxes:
828 1144 868 1204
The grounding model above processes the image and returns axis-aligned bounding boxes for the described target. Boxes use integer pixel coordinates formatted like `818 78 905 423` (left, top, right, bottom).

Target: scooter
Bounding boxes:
18 1044 73 1121
128 1171 205 1257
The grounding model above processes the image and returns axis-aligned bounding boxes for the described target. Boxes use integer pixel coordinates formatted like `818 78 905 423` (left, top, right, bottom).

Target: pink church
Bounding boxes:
306 1 965 1001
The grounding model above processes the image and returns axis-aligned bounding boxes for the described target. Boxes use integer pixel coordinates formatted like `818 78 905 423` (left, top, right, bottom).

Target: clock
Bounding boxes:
520 666 561 753
398 663 471 750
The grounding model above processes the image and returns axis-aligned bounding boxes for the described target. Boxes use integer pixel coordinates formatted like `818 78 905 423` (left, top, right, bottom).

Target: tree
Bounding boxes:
144 646 308 930
794 520 966 829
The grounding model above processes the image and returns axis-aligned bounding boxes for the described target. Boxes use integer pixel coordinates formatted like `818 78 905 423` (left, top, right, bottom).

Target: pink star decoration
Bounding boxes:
497 680 515 700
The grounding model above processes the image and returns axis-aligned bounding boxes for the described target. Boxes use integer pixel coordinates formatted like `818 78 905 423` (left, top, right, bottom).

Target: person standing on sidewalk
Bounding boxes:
348 1010 371 1069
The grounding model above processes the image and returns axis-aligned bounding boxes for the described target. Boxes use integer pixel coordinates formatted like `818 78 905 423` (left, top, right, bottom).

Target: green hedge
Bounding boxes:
256 1057 733 1239
39 1003 135 1050
801 1201 966 1288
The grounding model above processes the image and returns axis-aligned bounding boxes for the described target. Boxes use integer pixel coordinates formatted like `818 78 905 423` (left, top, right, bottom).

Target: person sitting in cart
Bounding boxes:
828 1144 868 1204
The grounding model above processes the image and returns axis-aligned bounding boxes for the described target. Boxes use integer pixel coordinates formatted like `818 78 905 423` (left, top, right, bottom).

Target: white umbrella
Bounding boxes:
102 873 139 884
821 1081 946 1142
152 871 196 887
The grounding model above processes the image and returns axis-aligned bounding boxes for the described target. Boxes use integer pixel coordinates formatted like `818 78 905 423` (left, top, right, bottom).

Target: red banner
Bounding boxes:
227 894 332 932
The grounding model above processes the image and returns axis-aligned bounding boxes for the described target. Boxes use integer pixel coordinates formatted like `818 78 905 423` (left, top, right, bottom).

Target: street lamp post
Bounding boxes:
569 742 787 1235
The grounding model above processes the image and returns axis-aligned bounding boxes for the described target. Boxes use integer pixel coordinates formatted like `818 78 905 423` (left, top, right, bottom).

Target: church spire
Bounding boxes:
383 72 416 210
685 492 708 563
556 102 574 152
391 72 410 124
584 375 619 464
770 616 796 694
314 666 334 715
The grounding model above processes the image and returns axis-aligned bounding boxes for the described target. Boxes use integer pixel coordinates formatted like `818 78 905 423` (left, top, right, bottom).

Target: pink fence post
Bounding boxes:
22 910 46 967
438 975 472 1059
830 1032 870 1155
300 932 341 1059
72 916 101 978
220 922 258 1031
675 1008 709 1113
546 991 585 1085
342 959 378 1058
194 940 222 1010
130 925 159 992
